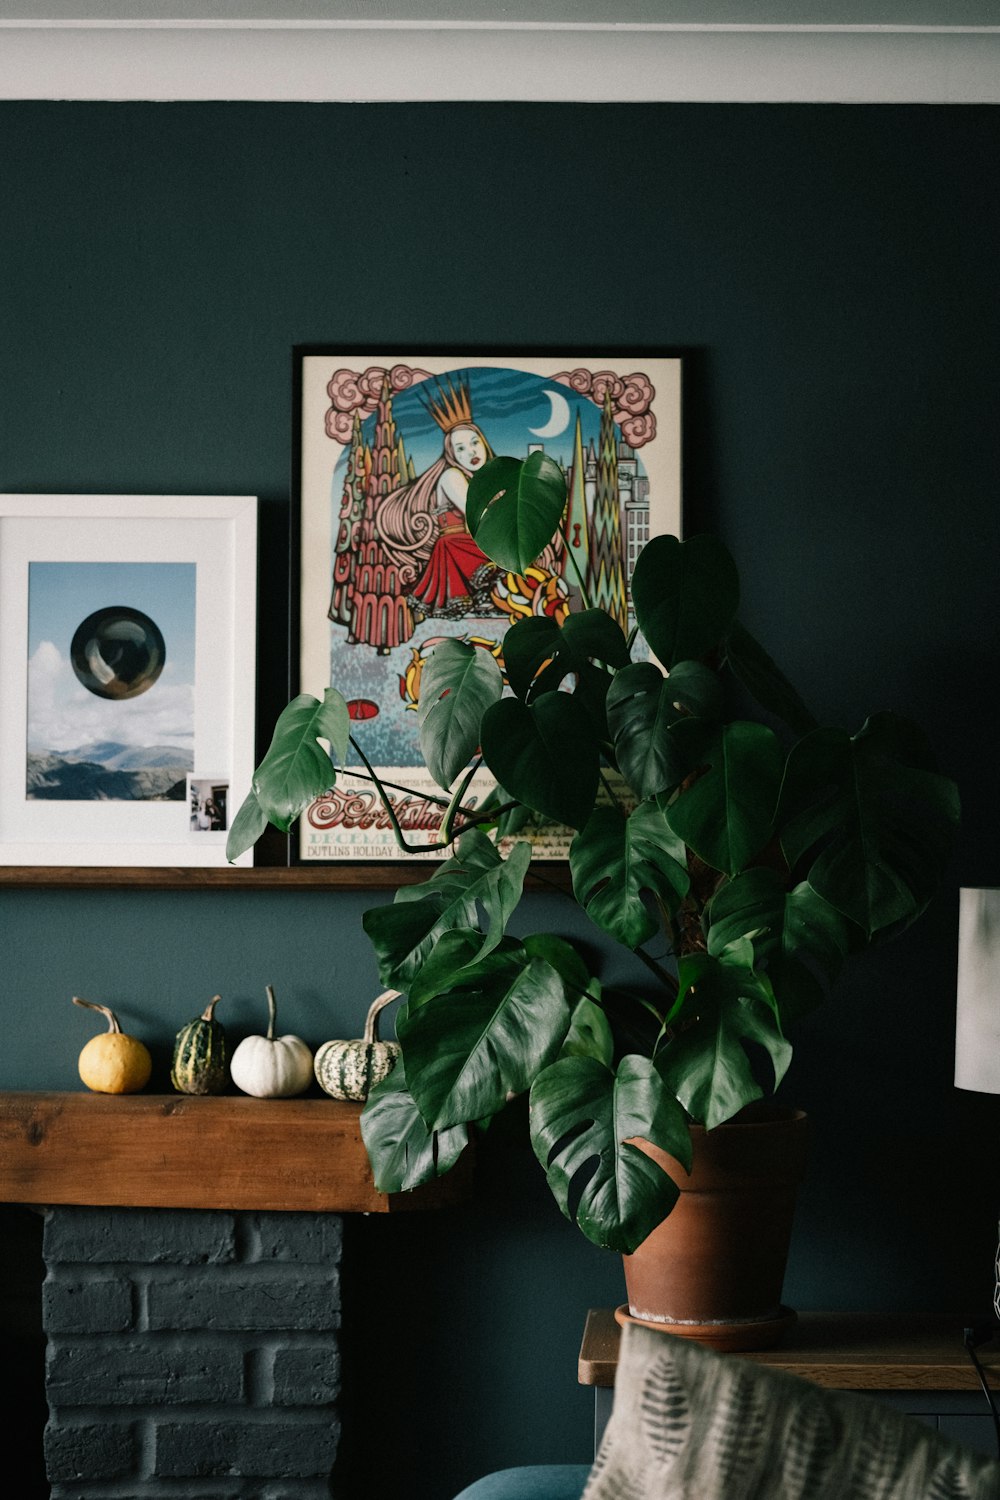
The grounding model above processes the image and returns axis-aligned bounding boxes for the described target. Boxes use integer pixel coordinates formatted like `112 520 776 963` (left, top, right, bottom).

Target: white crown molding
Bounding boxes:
0 19 996 101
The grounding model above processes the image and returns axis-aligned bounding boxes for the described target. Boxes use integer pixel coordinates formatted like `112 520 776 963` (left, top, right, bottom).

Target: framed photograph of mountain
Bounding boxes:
0 495 258 867
292 348 683 873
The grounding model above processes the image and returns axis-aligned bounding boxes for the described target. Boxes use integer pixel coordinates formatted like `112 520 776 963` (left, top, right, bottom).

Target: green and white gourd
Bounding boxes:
314 989 401 1102
170 994 228 1095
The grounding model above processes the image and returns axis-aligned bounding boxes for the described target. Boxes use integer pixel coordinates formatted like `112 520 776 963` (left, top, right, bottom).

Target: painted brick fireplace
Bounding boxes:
0 1091 463 1496
43 1207 342 1496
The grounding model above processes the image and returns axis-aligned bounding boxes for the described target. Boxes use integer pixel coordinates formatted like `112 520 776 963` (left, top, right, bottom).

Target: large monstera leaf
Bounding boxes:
363 831 532 990
502 609 630 702
570 801 689 948
665 720 785 877
778 713 960 939
397 947 572 1130
706 868 854 1025
529 1054 693 1253
606 660 723 800
360 1063 470 1194
631 533 739 669
227 688 350 858
480 692 601 830
466 452 568 572
418 637 503 790
606 663 686 800
657 947 792 1129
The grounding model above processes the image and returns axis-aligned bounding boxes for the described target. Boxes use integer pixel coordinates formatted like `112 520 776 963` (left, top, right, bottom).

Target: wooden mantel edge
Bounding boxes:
0 1090 472 1215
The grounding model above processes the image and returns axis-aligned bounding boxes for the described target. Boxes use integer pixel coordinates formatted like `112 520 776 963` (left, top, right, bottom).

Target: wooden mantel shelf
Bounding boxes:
0 1091 469 1214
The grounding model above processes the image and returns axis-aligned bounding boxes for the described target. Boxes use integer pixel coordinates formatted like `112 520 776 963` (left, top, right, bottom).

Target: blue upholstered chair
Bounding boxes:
450 1465 591 1500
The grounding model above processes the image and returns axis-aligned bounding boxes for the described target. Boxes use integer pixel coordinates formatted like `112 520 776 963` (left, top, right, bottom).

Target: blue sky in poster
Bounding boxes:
332 366 609 490
27 561 196 756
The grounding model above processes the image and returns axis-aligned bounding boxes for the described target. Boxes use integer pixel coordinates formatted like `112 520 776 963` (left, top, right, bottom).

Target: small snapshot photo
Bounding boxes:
188 777 229 834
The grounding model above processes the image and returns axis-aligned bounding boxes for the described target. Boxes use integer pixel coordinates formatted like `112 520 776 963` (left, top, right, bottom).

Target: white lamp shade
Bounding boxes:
955 887 1000 1094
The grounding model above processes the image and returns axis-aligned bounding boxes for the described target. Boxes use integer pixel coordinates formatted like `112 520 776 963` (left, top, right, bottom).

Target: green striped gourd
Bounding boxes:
314 989 401 1102
171 994 228 1094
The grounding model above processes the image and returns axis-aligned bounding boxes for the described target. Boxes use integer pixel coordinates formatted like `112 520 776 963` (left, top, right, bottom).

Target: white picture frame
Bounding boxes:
0 494 257 867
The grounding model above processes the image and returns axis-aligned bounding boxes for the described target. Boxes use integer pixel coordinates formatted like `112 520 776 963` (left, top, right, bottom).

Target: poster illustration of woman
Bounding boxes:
295 351 682 863
377 381 500 622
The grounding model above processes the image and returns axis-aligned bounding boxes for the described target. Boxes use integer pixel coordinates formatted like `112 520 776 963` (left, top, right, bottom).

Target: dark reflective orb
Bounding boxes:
70 606 167 700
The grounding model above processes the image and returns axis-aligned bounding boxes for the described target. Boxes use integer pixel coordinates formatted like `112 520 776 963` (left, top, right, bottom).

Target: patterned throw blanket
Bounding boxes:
583 1323 1000 1500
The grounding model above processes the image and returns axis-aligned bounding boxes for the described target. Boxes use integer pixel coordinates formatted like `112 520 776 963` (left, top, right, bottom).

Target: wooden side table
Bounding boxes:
578 1309 1000 1458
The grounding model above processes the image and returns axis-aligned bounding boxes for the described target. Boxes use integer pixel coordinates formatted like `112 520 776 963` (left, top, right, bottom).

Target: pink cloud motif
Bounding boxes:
326 409 358 442
559 367 600 397
327 367 368 411
617 371 655 415
620 410 657 447
551 367 658 448
324 364 434 442
388 364 433 393
587 370 623 406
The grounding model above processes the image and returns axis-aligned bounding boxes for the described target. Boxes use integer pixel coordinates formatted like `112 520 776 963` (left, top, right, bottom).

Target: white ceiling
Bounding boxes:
0 3 996 21
0 3 996 99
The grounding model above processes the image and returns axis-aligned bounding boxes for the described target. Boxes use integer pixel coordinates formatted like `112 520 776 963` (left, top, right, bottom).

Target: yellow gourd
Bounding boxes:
73 996 152 1095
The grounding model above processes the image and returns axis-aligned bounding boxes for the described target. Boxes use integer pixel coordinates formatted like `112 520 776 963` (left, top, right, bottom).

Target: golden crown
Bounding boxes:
422 375 474 433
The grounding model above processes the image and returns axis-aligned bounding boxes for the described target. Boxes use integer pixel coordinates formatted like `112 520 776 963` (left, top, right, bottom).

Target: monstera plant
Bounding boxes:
228 453 959 1255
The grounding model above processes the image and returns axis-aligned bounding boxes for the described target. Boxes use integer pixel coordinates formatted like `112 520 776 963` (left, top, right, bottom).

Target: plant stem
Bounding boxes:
343 746 453 810
599 768 625 812
349 735 521 855
440 758 483 844
632 945 680 997
345 742 522 836
348 736 438 853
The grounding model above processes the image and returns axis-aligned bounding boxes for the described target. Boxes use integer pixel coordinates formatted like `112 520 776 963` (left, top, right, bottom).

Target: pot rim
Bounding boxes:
687 1104 808 1136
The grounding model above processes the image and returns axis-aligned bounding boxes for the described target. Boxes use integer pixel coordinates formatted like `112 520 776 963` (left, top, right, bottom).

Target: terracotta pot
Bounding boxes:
620 1104 809 1351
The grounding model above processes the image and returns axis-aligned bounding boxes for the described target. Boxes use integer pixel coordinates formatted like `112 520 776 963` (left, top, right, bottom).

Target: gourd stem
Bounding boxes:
265 984 277 1041
364 989 401 1045
202 995 222 1022
73 996 121 1033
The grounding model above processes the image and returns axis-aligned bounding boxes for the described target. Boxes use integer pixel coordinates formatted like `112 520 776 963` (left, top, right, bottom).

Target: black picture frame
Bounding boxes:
289 346 683 881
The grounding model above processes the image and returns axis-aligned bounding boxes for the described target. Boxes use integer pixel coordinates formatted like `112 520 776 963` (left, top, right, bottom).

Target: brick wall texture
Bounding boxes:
42 1207 342 1499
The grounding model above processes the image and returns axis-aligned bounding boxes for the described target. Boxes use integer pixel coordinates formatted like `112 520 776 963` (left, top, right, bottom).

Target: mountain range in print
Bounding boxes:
26 740 192 801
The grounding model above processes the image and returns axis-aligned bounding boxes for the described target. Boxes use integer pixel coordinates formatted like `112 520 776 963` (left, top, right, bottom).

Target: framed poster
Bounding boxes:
0 494 258 867
293 349 682 869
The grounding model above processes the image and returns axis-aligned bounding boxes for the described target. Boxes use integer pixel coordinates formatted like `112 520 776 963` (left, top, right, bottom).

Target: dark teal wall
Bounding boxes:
2 103 999 1499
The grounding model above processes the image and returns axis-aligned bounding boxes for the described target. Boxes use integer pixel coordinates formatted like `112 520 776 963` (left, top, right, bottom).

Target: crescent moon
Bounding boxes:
529 388 571 440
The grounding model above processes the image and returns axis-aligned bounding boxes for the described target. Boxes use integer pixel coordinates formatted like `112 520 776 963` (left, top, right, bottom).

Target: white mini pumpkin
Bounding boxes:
230 985 313 1098
314 989 401 1102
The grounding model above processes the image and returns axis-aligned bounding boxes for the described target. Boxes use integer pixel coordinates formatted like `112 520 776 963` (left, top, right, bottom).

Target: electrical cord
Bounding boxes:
962 1325 1000 1459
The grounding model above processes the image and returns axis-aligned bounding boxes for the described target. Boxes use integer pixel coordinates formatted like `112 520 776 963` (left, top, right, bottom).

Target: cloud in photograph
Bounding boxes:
28 637 194 756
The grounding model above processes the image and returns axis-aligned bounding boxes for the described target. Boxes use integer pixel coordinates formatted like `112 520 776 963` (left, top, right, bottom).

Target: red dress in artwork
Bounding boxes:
411 506 491 612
